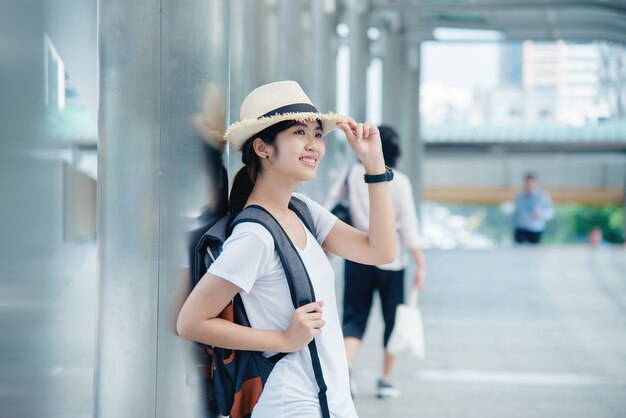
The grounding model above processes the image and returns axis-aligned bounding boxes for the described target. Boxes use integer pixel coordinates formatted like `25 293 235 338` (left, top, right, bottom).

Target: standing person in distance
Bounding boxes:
513 173 554 244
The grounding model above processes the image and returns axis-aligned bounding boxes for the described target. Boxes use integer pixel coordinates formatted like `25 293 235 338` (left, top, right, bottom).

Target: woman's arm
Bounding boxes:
176 272 325 352
322 120 397 265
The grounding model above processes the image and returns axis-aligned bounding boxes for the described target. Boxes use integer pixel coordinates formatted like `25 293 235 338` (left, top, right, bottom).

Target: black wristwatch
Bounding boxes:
364 166 394 183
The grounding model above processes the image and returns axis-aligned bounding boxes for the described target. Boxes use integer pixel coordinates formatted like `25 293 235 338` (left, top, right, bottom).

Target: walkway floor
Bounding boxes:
38 245 626 417
347 246 626 418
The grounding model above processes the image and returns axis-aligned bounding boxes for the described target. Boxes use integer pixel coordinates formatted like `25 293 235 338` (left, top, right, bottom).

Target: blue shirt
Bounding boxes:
513 189 554 232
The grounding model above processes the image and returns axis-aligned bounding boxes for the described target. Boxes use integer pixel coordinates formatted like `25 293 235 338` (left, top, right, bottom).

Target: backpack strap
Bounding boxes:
288 195 316 237
230 206 315 309
193 213 235 287
230 202 331 418
204 212 236 244
283 197 330 417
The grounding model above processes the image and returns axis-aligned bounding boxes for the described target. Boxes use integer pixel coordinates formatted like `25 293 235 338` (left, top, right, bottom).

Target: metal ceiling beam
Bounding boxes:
366 3 626 43
504 28 626 43
371 1 626 14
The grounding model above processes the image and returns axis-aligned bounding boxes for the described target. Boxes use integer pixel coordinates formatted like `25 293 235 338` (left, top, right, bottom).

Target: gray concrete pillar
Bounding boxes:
379 13 408 129
380 15 409 142
380 19 424 217
0 4 50 418
347 0 369 122
228 0 260 178
405 41 424 214
277 0 300 81
307 0 340 201
230 0 257 116
96 1 230 417
263 0 281 84
310 0 337 113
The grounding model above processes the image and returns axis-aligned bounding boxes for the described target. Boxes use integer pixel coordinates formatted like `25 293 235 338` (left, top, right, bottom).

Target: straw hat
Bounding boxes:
224 81 347 150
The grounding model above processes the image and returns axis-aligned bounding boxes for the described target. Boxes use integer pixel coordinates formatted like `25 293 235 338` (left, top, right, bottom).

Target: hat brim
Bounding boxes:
224 111 348 151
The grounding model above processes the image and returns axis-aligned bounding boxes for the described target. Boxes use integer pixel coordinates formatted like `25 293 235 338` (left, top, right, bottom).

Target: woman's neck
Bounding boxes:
246 171 298 217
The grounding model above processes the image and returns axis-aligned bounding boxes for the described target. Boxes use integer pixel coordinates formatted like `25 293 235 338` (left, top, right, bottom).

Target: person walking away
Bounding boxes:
328 125 426 399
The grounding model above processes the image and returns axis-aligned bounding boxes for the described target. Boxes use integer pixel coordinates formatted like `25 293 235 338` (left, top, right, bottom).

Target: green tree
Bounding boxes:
571 204 624 243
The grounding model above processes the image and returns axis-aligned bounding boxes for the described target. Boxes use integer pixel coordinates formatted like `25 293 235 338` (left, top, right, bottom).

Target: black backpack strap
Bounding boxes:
307 340 330 417
232 293 250 327
288 195 316 237
193 213 235 286
230 205 330 418
231 206 315 308
205 213 236 244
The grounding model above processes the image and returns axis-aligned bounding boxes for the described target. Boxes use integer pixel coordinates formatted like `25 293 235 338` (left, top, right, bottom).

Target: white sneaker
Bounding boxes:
348 364 358 399
376 379 401 399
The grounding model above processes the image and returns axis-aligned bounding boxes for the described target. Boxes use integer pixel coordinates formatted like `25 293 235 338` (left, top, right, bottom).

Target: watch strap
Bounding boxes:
364 166 394 183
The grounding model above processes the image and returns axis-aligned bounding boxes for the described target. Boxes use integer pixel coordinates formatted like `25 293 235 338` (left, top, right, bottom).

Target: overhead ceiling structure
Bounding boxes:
365 0 626 152
355 0 626 206
371 0 626 44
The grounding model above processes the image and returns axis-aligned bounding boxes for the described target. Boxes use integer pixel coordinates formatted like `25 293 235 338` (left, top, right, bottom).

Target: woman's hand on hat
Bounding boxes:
337 118 385 173
281 301 325 352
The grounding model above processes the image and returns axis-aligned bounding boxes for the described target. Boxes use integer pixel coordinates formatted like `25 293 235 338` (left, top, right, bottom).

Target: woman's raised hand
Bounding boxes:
281 301 326 352
337 118 385 171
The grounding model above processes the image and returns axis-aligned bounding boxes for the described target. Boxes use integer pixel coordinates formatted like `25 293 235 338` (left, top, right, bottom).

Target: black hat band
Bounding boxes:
259 103 319 119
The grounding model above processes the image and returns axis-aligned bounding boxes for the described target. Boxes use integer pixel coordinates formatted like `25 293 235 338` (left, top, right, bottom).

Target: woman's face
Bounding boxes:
270 120 325 182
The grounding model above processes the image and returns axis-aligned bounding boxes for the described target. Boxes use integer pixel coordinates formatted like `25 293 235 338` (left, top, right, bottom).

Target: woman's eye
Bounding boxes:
295 129 305 135
315 133 323 139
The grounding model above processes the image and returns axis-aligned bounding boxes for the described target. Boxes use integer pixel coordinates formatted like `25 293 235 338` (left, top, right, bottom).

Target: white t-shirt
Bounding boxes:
208 193 358 418
326 164 422 271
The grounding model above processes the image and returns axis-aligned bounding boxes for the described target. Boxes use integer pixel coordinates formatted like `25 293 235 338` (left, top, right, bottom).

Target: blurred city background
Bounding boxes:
1 0 625 417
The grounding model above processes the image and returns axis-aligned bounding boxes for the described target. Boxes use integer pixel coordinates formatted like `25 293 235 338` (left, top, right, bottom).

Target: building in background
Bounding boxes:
422 40 625 127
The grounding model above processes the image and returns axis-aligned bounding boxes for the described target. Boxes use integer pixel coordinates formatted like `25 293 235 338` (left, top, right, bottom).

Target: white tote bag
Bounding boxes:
386 289 425 359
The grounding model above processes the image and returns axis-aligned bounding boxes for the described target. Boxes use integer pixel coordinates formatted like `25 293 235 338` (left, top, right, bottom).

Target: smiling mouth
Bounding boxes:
299 157 317 167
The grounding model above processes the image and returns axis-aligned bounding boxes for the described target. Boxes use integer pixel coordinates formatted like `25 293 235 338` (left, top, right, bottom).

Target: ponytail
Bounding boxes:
227 119 300 213
229 166 254 213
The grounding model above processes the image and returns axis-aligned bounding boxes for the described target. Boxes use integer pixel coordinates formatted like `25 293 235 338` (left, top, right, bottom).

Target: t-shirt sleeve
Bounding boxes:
207 223 274 294
293 192 338 245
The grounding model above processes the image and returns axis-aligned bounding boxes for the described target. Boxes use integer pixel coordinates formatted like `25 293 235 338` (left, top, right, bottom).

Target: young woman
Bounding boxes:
177 81 397 417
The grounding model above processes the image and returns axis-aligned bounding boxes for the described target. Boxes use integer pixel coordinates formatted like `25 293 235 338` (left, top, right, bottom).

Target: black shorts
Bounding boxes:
514 228 543 244
342 260 404 347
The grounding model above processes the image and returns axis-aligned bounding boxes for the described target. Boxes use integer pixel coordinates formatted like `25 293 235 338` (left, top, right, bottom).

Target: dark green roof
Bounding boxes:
422 122 626 143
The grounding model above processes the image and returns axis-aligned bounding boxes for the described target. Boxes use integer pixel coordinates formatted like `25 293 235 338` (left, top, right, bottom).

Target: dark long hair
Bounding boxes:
229 120 299 213
378 125 401 168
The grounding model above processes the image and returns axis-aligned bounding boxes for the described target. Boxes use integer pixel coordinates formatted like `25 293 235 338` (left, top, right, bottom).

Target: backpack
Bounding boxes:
191 196 331 418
